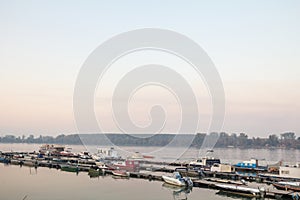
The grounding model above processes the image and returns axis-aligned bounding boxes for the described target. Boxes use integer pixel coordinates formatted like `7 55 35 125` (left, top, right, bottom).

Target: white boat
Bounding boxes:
162 172 193 187
112 170 129 177
39 144 65 155
278 163 300 179
215 183 266 197
273 181 300 192
94 147 120 160
189 157 220 169
127 152 155 160
128 152 144 160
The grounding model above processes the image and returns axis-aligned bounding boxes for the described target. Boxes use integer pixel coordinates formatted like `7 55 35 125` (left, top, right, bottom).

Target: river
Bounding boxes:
0 143 299 200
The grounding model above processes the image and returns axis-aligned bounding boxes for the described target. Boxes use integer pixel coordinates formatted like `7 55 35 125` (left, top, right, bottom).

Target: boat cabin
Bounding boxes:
235 159 258 169
189 157 221 168
97 147 120 159
39 144 65 155
279 163 300 179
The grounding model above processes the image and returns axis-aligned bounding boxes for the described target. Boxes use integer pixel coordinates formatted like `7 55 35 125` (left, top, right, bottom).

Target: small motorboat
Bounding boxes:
273 181 300 192
0 156 10 164
215 183 266 198
60 164 79 173
162 172 193 187
112 170 129 178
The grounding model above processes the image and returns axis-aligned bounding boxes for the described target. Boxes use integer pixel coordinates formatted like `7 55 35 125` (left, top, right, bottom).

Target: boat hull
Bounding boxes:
215 184 264 198
273 183 300 192
60 165 79 173
112 170 129 177
162 176 186 187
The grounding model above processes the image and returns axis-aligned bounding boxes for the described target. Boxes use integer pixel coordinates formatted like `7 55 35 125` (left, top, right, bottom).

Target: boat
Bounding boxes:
59 147 75 157
142 155 155 159
278 164 300 179
235 159 257 169
95 161 109 170
112 170 129 177
162 172 193 187
272 181 300 192
94 147 121 160
234 158 267 172
110 160 140 172
39 144 65 156
189 157 221 171
88 168 102 177
215 183 266 198
0 157 10 164
60 164 79 173
79 151 91 159
175 167 200 177
127 152 144 160
211 163 233 173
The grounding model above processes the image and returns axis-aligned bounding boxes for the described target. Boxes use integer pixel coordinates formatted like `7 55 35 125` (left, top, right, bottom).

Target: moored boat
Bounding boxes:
128 152 144 160
234 158 267 172
272 181 300 192
142 155 155 159
0 157 10 164
60 164 79 173
162 172 193 187
110 160 140 172
215 183 266 198
189 157 221 171
112 170 129 177
39 144 65 156
88 168 102 177
94 147 121 160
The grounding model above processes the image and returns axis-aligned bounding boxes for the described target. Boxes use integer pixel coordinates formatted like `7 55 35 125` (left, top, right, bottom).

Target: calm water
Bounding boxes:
1 143 299 164
0 164 267 200
0 143 299 200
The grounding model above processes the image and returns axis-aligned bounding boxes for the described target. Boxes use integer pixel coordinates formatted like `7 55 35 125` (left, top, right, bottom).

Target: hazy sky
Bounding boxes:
0 0 299 137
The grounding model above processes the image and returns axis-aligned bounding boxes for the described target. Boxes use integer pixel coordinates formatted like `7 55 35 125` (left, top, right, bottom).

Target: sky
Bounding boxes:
0 0 299 137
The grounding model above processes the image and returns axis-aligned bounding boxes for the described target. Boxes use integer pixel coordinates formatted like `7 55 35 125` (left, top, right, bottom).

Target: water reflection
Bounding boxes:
29 167 38 175
215 190 264 200
162 183 192 200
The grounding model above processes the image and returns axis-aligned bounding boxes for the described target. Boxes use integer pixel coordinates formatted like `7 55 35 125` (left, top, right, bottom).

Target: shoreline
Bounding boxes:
0 142 298 150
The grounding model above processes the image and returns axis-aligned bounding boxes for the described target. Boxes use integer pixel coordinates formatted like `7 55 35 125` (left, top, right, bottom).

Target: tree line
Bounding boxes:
0 132 299 149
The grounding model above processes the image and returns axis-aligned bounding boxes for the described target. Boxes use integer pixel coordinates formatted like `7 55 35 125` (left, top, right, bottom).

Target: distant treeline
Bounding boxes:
0 132 299 149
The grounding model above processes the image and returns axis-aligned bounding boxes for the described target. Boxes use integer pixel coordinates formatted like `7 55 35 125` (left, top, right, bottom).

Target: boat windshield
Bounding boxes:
173 172 182 179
